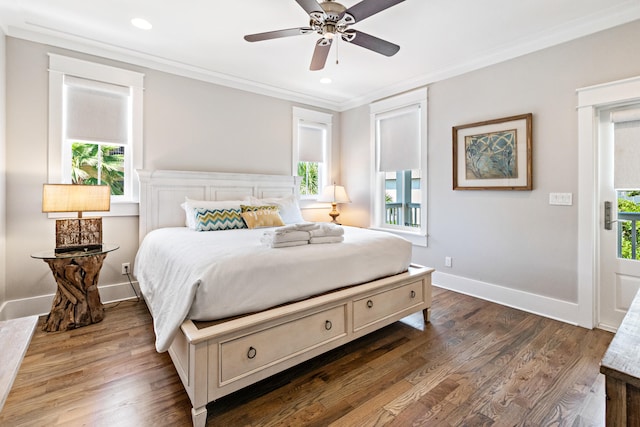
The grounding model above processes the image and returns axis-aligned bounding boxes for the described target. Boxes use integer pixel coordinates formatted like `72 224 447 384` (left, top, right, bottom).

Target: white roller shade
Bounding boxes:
612 108 640 189
298 124 324 163
377 105 420 171
64 75 130 144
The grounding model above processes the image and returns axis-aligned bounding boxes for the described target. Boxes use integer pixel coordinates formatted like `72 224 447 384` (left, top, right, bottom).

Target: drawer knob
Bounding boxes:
366 299 373 308
325 320 332 330
247 346 257 359
410 290 416 298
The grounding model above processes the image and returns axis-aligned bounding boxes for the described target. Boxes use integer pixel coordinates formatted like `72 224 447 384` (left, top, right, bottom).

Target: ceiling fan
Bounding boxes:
244 0 404 71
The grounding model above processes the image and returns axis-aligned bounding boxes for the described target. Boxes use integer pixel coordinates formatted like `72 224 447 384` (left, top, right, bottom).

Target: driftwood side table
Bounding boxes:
31 244 118 332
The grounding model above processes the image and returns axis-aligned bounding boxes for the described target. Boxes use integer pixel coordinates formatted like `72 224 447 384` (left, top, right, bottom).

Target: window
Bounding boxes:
370 88 427 245
611 107 640 260
292 107 332 199
48 54 144 216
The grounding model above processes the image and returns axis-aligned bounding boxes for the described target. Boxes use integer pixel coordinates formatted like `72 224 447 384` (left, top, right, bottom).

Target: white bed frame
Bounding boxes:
137 169 434 427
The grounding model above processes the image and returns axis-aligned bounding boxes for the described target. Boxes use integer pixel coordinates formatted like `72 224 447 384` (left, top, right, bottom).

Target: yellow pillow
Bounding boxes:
241 209 285 229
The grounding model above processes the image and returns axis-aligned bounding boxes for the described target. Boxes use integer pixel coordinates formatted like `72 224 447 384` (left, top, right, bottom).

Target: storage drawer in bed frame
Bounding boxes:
168 264 434 427
353 279 424 333
218 303 348 384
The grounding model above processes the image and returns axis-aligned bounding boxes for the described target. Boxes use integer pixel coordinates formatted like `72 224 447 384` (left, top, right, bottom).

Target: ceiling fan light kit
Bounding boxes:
244 0 403 70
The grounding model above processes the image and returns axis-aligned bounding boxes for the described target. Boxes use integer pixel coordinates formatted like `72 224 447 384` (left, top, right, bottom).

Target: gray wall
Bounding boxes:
3 19 640 318
0 28 6 305
3 37 336 314
341 20 640 304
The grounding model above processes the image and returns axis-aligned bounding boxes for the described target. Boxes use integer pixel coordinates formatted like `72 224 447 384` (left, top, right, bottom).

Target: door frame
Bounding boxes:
577 75 640 329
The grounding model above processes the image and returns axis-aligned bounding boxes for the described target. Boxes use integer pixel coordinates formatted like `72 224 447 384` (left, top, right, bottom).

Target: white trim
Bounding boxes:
370 88 428 243
292 107 333 200
433 272 580 326
369 226 428 247
369 88 428 115
6 0 640 112
291 107 333 125
49 54 144 88
576 74 640 329
47 54 144 214
7 26 343 111
0 281 140 321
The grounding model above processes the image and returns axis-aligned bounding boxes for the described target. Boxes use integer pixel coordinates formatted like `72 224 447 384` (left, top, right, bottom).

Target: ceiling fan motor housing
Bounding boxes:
310 0 356 39
320 0 347 21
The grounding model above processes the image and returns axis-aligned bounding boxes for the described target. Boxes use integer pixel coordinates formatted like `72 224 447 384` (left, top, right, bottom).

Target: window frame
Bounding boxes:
48 54 144 217
370 88 428 246
292 107 332 202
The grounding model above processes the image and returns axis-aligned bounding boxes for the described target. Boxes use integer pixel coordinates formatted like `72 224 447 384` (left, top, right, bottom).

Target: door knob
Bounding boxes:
605 201 618 230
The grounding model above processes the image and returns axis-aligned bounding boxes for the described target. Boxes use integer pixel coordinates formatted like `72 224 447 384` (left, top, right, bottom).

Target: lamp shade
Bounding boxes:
318 184 351 204
42 184 111 214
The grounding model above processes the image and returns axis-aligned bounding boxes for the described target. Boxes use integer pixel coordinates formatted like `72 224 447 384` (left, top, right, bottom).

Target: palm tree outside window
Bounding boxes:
71 142 125 195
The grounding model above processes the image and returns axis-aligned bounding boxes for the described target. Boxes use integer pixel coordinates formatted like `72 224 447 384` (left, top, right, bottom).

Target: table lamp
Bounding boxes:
42 184 111 253
318 183 351 224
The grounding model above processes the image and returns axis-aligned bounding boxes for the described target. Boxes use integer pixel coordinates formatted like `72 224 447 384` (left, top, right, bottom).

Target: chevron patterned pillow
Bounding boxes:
194 208 247 231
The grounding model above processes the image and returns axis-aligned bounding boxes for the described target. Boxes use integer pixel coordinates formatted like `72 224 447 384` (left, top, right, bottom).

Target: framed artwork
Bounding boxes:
453 113 532 190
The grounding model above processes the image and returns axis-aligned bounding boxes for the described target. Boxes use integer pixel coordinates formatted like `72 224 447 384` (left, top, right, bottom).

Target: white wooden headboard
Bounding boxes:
137 170 300 243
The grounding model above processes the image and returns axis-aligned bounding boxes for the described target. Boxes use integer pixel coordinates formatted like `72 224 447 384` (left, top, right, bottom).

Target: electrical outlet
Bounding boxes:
121 262 130 275
445 256 452 268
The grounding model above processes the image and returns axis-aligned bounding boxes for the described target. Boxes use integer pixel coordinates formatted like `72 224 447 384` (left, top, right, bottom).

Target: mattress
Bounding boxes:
134 225 412 352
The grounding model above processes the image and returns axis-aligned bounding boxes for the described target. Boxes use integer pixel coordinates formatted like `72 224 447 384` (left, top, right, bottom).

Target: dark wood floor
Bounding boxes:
0 287 612 427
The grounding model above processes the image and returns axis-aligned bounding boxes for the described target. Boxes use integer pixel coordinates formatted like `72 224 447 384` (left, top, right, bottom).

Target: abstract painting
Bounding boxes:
453 114 532 190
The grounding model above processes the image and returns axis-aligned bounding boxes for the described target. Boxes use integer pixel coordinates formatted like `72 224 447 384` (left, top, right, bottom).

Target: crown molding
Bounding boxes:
3 2 640 113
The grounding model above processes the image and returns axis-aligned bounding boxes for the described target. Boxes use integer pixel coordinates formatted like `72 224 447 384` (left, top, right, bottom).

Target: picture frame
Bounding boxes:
453 113 532 190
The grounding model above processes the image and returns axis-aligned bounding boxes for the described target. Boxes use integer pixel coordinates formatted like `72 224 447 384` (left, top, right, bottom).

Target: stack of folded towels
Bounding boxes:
260 222 345 248
309 223 344 244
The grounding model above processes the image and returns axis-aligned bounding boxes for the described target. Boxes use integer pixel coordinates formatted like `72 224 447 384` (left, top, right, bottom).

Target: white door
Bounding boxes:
598 105 640 330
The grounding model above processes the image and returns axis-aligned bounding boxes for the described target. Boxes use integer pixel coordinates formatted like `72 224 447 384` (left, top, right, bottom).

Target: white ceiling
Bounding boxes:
1 0 639 111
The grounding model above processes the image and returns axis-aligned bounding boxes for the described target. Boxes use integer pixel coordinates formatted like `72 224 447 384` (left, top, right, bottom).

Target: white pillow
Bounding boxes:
246 195 305 224
181 197 243 229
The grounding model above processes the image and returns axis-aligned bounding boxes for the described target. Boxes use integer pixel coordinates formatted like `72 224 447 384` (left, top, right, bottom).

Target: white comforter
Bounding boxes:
134 226 412 352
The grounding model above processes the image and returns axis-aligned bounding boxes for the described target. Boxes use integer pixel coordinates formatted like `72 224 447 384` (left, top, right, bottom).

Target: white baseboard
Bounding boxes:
3 274 581 328
433 272 582 326
0 280 140 321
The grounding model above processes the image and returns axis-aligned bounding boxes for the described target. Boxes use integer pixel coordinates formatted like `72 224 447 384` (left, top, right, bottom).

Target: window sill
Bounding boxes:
299 199 330 210
369 226 428 247
47 201 139 218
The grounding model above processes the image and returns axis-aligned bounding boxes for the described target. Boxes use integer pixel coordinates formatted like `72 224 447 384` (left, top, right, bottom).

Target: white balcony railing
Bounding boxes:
618 212 640 260
385 203 420 227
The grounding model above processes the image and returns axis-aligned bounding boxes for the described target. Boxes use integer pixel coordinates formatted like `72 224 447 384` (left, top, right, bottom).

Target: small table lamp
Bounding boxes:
42 184 111 253
318 183 351 224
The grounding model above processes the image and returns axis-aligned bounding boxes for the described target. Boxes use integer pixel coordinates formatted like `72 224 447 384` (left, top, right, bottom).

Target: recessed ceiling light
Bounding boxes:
131 18 152 30
320 77 332 84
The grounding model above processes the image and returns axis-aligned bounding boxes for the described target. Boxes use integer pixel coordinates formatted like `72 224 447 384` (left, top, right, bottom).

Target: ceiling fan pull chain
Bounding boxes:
336 37 339 65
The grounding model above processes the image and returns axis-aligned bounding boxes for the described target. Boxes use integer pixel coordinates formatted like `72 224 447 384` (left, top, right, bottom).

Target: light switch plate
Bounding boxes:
549 192 573 206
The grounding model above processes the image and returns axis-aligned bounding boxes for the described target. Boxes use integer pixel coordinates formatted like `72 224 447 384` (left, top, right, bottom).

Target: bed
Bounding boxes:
135 169 434 426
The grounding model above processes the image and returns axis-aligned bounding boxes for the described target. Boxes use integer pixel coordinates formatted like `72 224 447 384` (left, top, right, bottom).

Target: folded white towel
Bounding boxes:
274 222 319 234
267 240 309 248
261 230 310 244
309 223 344 238
309 235 344 244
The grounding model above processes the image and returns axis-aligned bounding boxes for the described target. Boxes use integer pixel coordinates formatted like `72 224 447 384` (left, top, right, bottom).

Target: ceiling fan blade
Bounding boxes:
244 27 314 42
296 0 323 15
345 0 404 23
310 38 332 71
344 30 399 56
